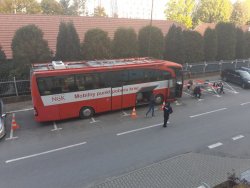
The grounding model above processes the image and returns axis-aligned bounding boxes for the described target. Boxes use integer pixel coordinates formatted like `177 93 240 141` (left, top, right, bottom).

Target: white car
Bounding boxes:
0 99 6 139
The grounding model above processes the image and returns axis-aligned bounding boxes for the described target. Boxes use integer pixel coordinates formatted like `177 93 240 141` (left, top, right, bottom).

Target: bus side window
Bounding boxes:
37 78 50 95
144 69 156 82
162 71 171 80
76 75 85 91
129 69 144 84
50 77 62 94
85 74 99 90
154 70 163 81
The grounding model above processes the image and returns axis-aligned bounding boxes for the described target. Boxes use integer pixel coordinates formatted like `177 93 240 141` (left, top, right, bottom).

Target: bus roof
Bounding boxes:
31 57 182 76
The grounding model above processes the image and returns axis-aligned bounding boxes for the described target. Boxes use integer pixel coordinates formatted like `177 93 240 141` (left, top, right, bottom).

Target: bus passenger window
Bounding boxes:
76 75 85 91
37 78 51 95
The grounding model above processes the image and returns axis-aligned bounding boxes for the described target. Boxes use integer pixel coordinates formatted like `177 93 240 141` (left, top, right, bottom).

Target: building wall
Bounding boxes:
0 14 184 59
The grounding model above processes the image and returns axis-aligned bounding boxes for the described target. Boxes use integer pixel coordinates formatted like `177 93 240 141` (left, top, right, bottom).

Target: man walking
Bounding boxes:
163 102 173 128
146 93 155 117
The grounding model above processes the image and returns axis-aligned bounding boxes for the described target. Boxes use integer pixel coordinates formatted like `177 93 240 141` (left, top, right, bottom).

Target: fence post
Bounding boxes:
235 59 238 69
13 76 18 96
219 60 223 72
203 61 207 75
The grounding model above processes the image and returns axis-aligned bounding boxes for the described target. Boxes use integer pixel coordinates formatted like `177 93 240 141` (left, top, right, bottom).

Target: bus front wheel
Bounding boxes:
155 94 164 105
79 107 94 119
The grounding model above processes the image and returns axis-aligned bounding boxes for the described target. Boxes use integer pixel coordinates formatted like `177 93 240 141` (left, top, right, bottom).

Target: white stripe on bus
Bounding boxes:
41 80 172 106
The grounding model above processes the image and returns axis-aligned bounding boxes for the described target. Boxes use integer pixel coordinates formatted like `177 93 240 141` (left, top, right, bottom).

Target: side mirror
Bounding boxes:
1 114 6 118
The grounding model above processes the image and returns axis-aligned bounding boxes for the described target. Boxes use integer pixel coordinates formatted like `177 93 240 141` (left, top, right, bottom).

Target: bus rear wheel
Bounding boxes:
79 107 94 119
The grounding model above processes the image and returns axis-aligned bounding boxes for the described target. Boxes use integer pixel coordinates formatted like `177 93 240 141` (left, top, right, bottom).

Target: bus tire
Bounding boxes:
79 107 94 119
155 94 164 105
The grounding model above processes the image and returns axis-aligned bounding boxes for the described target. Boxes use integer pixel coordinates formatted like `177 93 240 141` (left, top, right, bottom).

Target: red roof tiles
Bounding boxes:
0 14 184 59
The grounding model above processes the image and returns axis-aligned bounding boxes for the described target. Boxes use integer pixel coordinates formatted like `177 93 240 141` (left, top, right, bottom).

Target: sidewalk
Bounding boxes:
91 152 250 188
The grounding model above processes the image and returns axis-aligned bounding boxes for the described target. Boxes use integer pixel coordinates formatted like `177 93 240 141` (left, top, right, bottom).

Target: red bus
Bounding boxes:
31 58 183 122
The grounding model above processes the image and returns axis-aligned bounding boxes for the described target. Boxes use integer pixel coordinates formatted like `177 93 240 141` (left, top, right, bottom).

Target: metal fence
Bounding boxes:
1 59 250 97
183 59 250 76
0 77 30 97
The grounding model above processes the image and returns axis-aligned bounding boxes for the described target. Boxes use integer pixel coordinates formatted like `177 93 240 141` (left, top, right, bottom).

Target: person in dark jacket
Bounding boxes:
193 85 201 99
146 93 155 117
163 102 173 128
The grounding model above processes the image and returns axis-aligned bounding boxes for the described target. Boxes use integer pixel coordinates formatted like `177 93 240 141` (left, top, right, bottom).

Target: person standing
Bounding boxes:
146 93 155 117
163 102 173 128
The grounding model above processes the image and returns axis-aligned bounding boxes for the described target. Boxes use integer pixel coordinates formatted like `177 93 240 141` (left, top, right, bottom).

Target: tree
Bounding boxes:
164 25 185 64
112 28 138 58
230 0 249 25
71 0 87 15
138 25 164 59
183 30 204 63
40 0 63 15
203 28 217 61
164 0 195 29
215 22 237 60
55 22 81 61
11 24 52 77
60 0 74 15
0 0 41 14
194 0 233 23
0 45 6 63
235 28 246 59
82 28 111 60
244 32 250 58
94 6 107 17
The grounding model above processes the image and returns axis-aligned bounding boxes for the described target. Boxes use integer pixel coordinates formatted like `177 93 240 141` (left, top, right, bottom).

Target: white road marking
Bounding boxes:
190 108 227 118
117 123 162 136
208 142 223 149
232 135 244 141
183 91 193 97
90 117 100 124
7 108 33 114
241 102 250 106
51 122 62 131
5 141 87 163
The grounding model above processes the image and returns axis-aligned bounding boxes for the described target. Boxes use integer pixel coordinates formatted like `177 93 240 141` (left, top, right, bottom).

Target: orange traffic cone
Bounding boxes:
131 107 137 119
160 101 165 111
6 113 19 140
11 113 20 130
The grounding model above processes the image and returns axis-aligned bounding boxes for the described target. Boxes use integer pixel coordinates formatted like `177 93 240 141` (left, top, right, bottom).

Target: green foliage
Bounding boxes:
194 0 232 23
55 22 81 61
0 0 41 14
71 0 87 15
41 0 63 15
215 22 237 60
235 28 246 59
138 25 164 59
164 25 185 64
11 24 52 78
82 28 111 60
112 28 138 58
204 28 217 61
94 6 107 17
245 32 250 58
59 0 74 15
0 60 15 79
164 0 195 28
0 46 6 63
183 30 204 63
230 1 249 25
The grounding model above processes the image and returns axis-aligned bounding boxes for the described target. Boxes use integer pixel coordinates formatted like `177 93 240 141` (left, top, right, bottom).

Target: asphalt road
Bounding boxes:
0 79 250 188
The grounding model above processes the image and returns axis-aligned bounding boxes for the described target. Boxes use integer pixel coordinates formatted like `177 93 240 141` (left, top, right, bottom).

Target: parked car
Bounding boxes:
240 67 250 73
0 99 6 139
221 69 250 89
